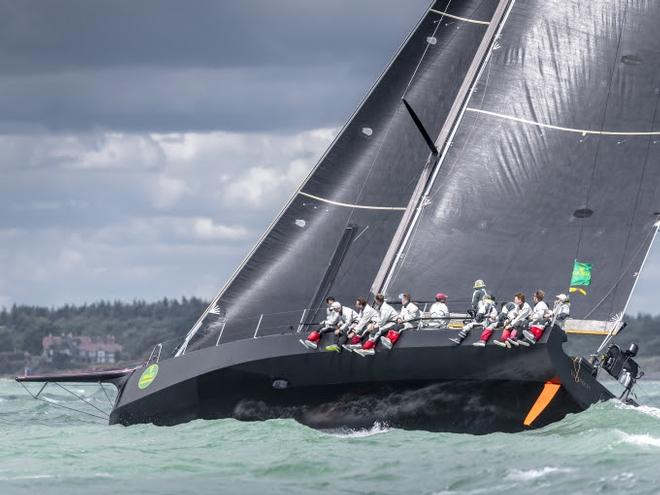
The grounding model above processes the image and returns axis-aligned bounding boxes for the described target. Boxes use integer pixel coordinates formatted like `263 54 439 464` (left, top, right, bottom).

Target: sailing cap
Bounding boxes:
330 301 341 311
556 293 568 303
473 279 486 289
435 293 447 301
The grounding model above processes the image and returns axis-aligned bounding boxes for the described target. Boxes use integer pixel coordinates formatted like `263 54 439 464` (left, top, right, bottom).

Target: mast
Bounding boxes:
374 0 515 295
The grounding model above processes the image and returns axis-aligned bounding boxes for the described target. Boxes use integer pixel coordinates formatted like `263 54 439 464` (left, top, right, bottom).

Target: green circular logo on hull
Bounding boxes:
138 364 159 389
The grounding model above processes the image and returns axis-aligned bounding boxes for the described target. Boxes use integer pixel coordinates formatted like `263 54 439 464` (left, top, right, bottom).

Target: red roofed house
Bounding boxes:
42 334 123 365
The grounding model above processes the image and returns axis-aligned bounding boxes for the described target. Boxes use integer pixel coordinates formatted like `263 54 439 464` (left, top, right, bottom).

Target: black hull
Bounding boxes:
108 326 614 434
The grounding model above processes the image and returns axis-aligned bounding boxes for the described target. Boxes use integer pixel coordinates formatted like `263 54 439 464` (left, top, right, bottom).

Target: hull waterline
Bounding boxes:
108 326 613 433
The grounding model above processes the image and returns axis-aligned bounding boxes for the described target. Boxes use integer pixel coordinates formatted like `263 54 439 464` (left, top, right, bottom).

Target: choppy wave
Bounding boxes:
505 467 573 481
2 379 660 495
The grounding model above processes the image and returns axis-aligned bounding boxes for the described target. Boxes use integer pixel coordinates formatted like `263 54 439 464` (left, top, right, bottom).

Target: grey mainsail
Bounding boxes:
180 0 501 352
384 0 660 324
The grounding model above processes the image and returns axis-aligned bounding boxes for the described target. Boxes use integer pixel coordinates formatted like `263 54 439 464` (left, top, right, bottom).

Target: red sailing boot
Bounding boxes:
299 330 321 350
381 330 400 350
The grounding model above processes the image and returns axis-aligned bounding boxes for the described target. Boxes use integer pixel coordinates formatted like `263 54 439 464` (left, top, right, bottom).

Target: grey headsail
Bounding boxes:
180 0 501 352
384 0 660 323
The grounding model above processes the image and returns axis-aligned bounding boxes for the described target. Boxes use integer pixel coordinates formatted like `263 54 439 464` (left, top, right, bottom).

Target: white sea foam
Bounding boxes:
325 421 392 438
633 405 660 420
613 400 660 420
0 474 55 481
506 466 572 481
619 432 660 448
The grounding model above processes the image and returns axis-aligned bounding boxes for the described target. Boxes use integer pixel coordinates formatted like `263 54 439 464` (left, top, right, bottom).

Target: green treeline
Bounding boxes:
0 298 207 368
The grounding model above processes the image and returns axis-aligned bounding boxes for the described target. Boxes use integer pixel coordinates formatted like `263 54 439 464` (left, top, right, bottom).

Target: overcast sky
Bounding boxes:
0 0 658 314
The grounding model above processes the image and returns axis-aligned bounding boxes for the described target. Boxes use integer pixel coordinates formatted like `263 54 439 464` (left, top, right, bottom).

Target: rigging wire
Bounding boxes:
605 86 660 316
403 0 452 97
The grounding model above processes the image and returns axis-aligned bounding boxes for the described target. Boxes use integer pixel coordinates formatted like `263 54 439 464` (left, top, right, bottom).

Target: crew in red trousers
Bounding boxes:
473 301 516 347
353 293 399 356
380 292 420 350
493 292 531 348
523 293 570 344
299 297 341 350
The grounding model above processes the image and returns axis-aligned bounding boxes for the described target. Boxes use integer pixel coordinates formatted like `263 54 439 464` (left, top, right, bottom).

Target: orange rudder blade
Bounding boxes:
523 380 561 427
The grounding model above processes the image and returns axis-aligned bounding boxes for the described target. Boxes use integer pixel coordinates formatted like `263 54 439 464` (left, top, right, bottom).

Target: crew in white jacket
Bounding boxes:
522 290 550 344
523 293 571 343
551 293 570 328
381 292 420 350
529 290 549 325
493 292 531 348
428 293 449 328
300 298 344 350
353 293 399 356
325 297 375 352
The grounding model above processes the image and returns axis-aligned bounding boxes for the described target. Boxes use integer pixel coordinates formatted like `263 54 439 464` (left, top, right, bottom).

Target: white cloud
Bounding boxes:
148 175 190 209
0 132 165 171
0 126 337 306
187 218 247 241
94 216 248 244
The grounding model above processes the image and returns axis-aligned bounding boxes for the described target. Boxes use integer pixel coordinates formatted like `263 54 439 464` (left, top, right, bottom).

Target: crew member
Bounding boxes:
299 298 341 350
344 297 379 349
380 293 420 350
493 292 531 348
428 293 449 328
523 293 570 344
324 299 361 352
450 295 496 345
353 293 398 356
471 280 489 312
473 301 516 347
522 290 550 344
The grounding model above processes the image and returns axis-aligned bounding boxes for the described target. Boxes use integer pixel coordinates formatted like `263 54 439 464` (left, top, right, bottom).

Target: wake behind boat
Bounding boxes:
17 0 660 433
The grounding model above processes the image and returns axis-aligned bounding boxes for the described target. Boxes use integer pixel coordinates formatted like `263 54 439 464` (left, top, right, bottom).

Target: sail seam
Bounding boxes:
299 191 406 211
466 107 660 136
429 8 490 25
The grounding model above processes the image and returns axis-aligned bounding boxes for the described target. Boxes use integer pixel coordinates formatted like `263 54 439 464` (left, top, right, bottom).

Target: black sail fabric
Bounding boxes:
184 0 501 350
386 0 660 322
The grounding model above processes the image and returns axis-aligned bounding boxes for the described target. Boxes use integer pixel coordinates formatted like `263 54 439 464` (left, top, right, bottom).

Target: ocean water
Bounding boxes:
2 379 660 495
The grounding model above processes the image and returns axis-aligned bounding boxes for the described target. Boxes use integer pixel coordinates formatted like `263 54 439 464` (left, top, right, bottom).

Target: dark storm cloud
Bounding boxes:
0 0 429 132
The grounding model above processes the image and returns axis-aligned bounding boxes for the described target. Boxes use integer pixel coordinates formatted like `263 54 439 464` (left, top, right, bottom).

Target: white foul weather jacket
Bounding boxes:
338 306 359 331
429 302 449 328
377 302 399 327
399 302 421 329
509 302 532 327
354 304 379 333
530 301 549 324
551 301 570 328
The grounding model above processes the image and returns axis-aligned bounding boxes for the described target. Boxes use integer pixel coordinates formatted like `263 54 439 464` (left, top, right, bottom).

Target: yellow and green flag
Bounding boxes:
570 260 592 296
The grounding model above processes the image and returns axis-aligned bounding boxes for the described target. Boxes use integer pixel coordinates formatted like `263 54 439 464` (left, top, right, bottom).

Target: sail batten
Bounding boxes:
429 8 491 25
466 107 660 136
298 191 407 211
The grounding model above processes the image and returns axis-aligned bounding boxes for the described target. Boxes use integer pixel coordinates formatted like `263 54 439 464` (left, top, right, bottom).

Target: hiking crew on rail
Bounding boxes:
300 280 570 354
